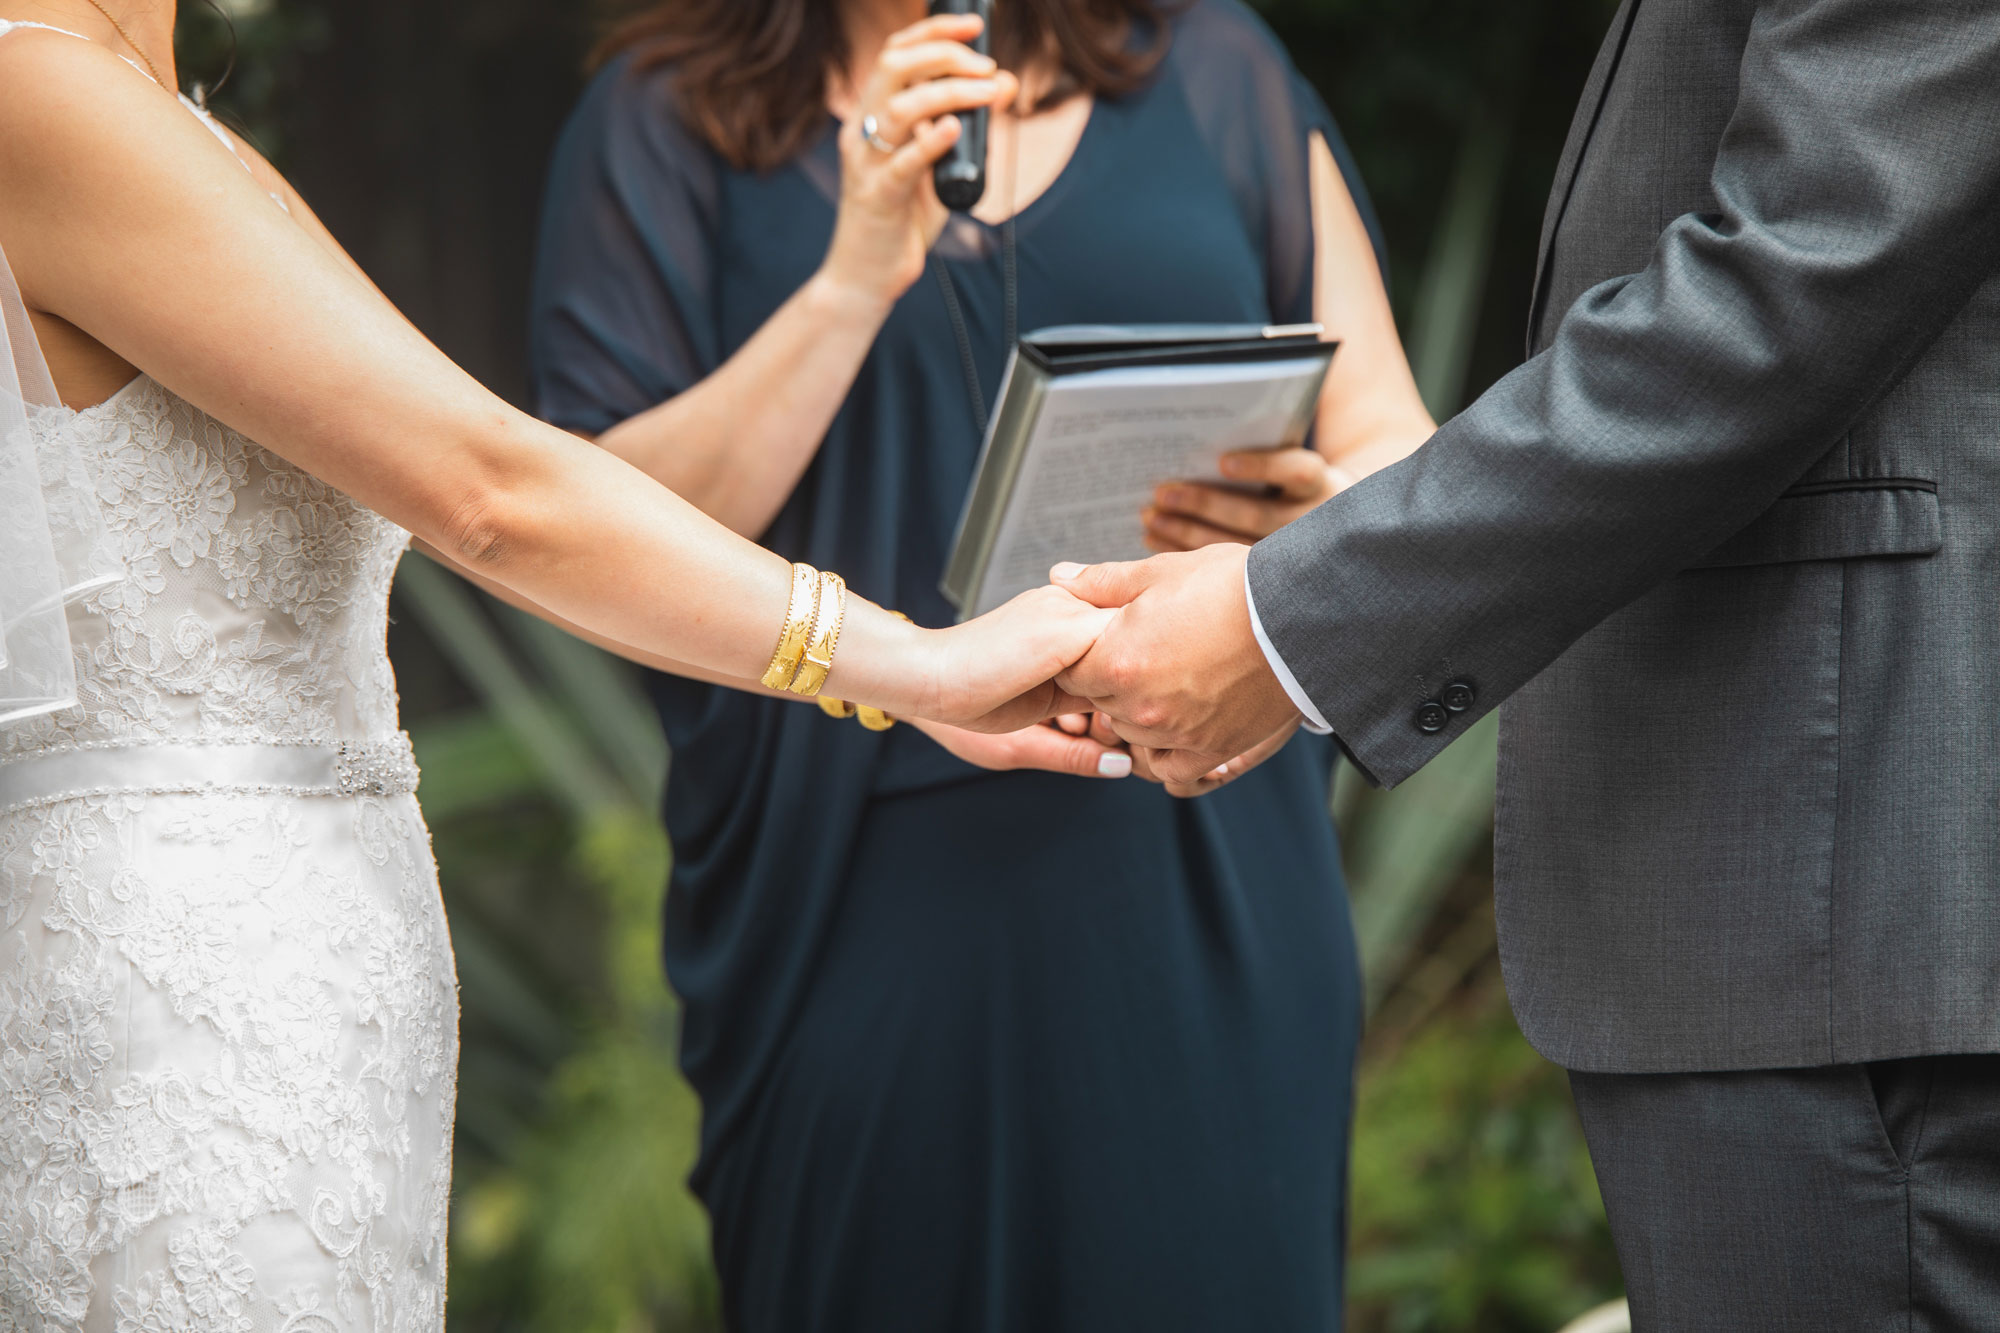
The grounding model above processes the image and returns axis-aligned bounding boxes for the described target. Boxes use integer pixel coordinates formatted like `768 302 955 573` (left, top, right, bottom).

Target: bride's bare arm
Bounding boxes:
0 34 1097 728
241 127 1125 778
424 547 1130 778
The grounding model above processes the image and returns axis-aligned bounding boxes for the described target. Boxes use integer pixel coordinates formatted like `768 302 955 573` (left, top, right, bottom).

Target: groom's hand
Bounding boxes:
1127 717 1301 798
1051 544 1302 786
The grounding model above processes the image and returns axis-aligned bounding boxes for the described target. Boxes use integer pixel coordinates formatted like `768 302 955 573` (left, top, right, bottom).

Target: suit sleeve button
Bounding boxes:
1415 701 1450 734
1442 680 1476 713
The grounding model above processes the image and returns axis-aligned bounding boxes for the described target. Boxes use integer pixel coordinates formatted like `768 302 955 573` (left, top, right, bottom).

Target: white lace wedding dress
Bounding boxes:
0 21 457 1331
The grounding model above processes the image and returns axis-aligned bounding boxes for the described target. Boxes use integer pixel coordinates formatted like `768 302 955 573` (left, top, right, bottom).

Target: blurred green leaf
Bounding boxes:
396 554 629 817
448 809 718 1333
1411 111 1516 418
1341 714 1499 1007
1347 984 1621 1333
409 712 542 821
496 605 670 810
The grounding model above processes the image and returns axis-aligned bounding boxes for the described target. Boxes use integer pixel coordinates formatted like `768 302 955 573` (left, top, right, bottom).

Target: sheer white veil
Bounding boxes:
0 241 123 725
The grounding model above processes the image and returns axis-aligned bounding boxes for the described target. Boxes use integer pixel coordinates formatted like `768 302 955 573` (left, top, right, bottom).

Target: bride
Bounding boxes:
0 2 1125 1326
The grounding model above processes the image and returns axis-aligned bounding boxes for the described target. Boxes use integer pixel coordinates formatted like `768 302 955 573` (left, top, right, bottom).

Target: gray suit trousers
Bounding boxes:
1568 1057 2000 1331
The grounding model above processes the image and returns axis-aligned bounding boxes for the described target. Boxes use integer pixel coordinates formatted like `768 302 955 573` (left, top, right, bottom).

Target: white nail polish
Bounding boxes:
1051 562 1085 581
1098 752 1132 778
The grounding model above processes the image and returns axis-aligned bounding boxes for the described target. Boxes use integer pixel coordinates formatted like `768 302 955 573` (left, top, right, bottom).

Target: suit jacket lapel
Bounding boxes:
1527 0 1645 355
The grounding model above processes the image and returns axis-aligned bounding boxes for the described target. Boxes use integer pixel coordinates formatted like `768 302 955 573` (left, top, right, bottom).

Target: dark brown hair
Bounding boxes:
593 0 1173 172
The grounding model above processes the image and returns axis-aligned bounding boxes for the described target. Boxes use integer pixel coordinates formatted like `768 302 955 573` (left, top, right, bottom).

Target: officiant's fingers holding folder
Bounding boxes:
1143 444 1346 552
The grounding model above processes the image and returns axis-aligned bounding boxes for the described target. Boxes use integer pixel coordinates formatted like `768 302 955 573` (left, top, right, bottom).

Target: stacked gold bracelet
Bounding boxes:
789 570 848 698
761 562 849 696
762 564 906 729
760 563 822 691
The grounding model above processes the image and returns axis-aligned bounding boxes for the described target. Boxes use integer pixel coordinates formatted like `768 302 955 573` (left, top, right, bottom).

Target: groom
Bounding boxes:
1053 0 2000 1325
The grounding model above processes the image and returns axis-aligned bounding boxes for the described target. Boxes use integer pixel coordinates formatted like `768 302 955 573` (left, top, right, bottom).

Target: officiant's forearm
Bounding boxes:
594 271 893 537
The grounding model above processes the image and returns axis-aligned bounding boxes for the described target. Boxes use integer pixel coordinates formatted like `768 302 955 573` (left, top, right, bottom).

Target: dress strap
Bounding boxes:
0 19 96 42
178 93 253 164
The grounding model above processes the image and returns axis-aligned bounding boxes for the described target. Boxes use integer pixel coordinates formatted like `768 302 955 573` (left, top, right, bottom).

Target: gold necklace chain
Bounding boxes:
80 0 166 87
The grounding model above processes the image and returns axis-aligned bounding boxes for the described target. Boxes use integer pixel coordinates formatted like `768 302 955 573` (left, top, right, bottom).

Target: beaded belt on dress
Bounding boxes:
0 734 421 816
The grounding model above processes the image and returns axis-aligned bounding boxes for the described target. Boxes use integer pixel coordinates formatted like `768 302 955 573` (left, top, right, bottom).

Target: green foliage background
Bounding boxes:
172 0 1628 1327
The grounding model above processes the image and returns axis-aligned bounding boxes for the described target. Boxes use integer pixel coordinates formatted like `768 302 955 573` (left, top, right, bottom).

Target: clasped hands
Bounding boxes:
1063 440 1340 794
1047 543 1306 796
921 445 1333 796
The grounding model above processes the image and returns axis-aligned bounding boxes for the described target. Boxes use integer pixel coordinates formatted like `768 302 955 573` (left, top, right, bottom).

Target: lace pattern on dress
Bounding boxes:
2 379 411 762
0 787 457 1332
0 369 452 1330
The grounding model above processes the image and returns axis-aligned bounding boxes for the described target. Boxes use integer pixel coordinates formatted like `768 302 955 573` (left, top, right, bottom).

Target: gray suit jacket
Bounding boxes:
1249 0 2000 1073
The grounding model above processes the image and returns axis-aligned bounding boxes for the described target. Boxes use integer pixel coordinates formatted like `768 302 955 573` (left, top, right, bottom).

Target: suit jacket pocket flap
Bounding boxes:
1689 479 1941 570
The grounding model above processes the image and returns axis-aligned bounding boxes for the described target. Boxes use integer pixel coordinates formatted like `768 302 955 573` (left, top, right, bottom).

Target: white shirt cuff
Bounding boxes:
1244 563 1333 735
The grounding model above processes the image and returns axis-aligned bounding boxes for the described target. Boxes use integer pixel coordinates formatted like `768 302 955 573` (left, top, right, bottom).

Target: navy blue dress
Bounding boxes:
530 4 1369 1328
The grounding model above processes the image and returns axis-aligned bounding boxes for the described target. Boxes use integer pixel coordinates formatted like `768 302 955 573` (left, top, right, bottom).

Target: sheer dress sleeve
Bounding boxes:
1168 0 1386 325
529 57 725 435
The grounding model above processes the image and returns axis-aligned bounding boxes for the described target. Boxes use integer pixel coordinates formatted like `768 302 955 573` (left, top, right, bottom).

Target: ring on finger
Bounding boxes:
859 114 897 154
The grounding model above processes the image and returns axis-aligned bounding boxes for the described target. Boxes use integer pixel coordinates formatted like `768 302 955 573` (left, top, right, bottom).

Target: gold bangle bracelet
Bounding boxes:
818 697 858 719
788 570 847 697
760 563 820 692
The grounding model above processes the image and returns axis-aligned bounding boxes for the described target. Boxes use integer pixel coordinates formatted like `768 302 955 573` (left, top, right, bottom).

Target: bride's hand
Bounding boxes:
912 585 1113 732
911 718 1133 778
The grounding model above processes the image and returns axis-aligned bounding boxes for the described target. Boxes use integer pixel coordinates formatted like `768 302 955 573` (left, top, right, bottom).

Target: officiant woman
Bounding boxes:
529 0 1434 1327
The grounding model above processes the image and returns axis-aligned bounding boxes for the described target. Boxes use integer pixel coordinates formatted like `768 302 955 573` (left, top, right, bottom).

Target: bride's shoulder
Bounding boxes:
0 27 193 159
0 19 141 101
0 31 239 213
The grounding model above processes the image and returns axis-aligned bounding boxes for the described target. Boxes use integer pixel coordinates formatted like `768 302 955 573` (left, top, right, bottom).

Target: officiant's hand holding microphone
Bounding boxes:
821 9 1016 314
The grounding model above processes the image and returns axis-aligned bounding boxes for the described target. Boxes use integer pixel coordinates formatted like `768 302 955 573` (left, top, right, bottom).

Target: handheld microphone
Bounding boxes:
927 0 993 212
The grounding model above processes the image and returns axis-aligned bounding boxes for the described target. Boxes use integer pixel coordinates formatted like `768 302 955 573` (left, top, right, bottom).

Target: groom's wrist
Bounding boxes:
1242 562 1333 734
